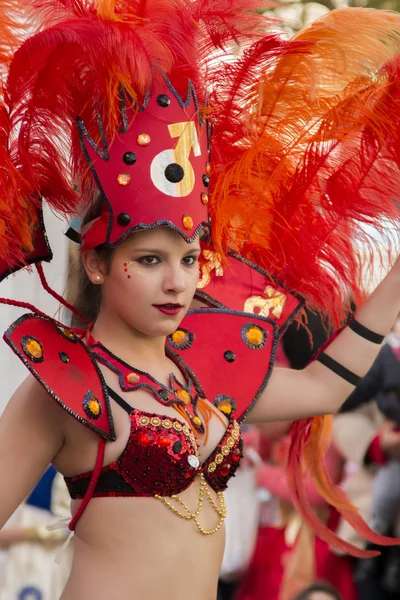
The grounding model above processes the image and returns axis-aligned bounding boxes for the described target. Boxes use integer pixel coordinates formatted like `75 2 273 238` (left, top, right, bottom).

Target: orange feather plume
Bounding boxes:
210 7 400 326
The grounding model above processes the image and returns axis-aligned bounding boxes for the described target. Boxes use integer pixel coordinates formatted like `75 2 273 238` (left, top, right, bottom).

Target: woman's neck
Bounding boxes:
91 310 168 371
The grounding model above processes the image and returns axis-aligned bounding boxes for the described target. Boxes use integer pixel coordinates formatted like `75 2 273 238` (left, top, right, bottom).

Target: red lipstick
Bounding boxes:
153 304 183 316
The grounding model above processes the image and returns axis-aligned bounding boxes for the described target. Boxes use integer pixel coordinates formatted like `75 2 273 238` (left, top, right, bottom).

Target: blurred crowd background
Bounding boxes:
0 2 399 600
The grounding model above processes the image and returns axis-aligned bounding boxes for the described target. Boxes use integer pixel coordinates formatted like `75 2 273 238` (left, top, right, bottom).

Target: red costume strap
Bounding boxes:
69 438 106 531
4 313 115 440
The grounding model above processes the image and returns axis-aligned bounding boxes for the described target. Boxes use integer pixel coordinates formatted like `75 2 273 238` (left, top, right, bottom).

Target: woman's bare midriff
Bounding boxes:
61 482 226 600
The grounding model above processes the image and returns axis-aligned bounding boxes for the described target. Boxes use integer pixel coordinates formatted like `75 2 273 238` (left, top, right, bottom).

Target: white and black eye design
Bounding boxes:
150 121 201 198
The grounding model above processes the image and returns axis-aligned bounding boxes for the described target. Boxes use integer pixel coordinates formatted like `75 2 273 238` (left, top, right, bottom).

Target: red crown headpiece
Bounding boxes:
78 74 210 251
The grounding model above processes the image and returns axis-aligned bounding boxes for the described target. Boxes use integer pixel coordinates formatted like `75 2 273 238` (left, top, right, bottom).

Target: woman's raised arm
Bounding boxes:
247 258 400 424
0 376 65 529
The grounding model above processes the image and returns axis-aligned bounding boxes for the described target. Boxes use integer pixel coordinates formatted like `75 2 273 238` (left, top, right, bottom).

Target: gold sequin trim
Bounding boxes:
207 421 240 473
139 415 195 442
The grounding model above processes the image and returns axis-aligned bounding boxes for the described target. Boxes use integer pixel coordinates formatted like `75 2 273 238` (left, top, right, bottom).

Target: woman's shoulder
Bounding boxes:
9 374 67 426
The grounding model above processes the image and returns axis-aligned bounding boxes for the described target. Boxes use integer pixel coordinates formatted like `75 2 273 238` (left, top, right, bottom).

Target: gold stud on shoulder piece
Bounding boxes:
176 388 191 405
83 392 102 420
137 133 151 147
117 173 132 187
126 372 140 385
22 336 44 363
172 330 189 346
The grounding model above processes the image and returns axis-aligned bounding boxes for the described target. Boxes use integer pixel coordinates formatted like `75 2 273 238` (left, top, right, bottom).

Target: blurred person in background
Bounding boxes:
234 422 356 600
338 317 400 594
0 466 72 600
333 402 400 600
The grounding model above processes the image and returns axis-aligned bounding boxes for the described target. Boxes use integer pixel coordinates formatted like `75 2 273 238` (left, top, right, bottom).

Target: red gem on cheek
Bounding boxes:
139 432 154 446
220 464 231 477
232 448 241 463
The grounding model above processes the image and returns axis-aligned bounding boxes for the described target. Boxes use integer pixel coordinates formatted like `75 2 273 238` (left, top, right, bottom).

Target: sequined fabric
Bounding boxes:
65 407 243 499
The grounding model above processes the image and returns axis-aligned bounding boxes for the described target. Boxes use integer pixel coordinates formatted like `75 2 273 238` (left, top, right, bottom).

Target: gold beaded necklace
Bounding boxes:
154 436 227 535
154 474 227 535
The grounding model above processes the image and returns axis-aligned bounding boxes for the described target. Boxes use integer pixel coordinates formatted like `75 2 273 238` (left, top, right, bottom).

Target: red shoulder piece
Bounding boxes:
167 308 279 423
196 251 304 334
4 313 115 441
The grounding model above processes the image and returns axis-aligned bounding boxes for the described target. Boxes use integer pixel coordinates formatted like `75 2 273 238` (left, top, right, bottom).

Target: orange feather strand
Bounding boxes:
288 415 400 556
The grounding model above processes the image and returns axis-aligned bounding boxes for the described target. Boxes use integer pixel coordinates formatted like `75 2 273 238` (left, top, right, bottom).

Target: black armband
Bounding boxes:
316 352 361 386
348 319 384 345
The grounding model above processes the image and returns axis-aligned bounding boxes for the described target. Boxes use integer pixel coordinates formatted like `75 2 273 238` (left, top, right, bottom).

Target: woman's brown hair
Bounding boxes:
67 196 113 328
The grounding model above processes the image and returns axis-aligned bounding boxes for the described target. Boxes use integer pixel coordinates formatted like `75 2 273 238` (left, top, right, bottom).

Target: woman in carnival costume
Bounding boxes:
1 1 400 598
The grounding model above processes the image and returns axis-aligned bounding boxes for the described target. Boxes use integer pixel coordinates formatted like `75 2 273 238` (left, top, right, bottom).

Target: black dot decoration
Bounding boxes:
117 213 131 227
224 350 236 363
157 94 171 108
123 152 137 166
173 441 183 454
59 351 70 364
165 163 184 183
158 389 169 401
203 174 210 187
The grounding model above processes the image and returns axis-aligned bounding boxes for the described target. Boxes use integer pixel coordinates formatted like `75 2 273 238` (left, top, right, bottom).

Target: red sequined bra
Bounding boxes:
65 387 243 500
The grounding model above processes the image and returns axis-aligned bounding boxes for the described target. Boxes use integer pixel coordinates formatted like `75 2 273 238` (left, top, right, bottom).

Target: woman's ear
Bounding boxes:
81 250 105 285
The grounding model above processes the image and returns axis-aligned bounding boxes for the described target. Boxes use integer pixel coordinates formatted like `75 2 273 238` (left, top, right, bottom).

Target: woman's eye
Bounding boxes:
183 256 198 266
138 256 159 265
